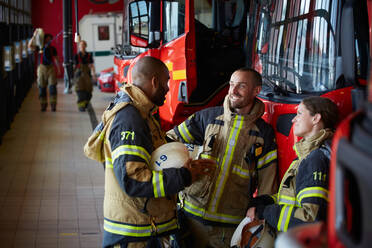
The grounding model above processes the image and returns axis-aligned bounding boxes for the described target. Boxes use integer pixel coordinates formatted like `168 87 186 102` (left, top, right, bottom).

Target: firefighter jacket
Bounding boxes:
167 96 278 226
260 129 333 232
84 84 192 246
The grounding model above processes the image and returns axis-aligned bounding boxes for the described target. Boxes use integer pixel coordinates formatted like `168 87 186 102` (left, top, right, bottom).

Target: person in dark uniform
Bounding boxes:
73 40 96 111
247 96 339 233
28 29 60 112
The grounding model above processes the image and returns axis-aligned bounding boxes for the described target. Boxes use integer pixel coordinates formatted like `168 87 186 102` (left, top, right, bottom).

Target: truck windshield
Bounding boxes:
248 0 340 94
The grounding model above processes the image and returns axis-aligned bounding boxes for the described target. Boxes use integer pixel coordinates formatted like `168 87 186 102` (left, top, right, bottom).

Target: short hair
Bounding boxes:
302 96 339 129
44 33 53 41
80 40 87 47
236 67 262 87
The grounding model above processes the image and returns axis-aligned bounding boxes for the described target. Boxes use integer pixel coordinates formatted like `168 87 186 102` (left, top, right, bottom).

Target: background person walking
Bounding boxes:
73 40 96 111
28 29 60 112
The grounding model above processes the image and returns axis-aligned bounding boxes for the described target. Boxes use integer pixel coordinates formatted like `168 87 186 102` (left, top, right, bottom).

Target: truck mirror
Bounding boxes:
129 1 149 48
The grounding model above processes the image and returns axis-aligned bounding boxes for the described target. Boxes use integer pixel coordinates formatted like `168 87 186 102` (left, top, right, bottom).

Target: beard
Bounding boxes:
152 86 167 106
229 94 249 109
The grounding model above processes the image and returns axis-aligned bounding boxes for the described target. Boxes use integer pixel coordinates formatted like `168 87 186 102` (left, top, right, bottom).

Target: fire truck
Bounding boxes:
114 0 370 179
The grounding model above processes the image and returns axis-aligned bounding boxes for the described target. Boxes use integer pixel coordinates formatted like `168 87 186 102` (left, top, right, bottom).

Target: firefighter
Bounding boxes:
28 30 60 112
73 40 96 112
84 56 215 248
167 68 279 247
247 96 339 233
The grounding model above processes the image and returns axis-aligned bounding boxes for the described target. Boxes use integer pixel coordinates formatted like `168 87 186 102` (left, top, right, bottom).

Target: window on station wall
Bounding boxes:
163 0 185 43
250 0 342 93
98 26 110 41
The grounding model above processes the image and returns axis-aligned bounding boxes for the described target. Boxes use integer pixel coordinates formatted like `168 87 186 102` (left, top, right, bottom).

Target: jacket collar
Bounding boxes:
294 129 334 160
122 84 157 119
222 95 265 125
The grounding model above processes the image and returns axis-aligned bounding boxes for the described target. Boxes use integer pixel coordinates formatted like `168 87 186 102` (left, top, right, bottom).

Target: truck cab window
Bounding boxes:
130 1 149 40
163 0 185 43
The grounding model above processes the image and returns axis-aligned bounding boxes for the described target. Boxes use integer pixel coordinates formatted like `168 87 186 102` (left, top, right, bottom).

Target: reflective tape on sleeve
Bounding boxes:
105 157 113 168
257 149 277 169
296 187 329 205
232 165 250 179
112 145 151 165
277 205 294 232
152 171 165 198
177 122 195 143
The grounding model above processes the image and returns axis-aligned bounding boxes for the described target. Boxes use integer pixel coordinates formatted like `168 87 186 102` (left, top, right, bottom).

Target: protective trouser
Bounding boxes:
76 90 92 111
171 211 235 248
74 65 93 111
37 64 57 110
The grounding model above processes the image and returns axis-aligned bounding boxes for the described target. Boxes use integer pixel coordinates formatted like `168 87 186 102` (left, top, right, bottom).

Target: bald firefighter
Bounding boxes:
84 56 215 248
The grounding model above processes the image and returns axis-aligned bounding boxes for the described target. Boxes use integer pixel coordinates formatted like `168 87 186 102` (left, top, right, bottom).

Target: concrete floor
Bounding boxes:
0 81 114 247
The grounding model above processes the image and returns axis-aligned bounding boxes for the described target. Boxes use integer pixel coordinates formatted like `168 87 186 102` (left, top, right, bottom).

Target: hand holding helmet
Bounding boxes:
150 142 215 183
183 158 216 183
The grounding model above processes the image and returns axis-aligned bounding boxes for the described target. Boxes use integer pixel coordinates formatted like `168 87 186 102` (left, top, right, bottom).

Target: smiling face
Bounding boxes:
292 102 318 138
228 70 261 115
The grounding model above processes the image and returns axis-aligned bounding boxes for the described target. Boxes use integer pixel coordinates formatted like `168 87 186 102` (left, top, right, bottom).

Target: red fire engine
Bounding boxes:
114 0 370 179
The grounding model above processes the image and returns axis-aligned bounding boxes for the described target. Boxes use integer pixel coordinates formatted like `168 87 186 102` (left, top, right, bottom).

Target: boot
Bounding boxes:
41 103 47 112
51 103 56 112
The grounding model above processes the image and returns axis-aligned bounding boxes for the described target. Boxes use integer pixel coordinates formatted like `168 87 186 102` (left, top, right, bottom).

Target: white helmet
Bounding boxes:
231 217 276 248
35 28 45 49
150 142 190 171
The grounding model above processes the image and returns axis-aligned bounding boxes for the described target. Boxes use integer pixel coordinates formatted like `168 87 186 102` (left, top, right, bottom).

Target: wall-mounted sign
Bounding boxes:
14 41 22 63
3 46 14 71
22 40 28 58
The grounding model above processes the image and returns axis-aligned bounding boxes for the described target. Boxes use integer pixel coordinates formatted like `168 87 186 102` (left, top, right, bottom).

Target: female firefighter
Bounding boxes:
246 96 338 232
73 40 96 111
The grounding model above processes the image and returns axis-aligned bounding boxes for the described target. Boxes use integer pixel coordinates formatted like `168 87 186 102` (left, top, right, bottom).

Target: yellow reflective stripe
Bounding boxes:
257 149 277 169
232 165 250 179
177 122 194 143
99 131 105 140
105 158 113 168
200 154 217 161
184 200 243 224
209 115 244 212
283 205 294 231
277 205 294 231
152 171 165 198
270 194 278 204
104 218 178 237
112 145 151 164
78 101 86 107
293 145 300 159
278 160 297 198
278 195 296 206
173 69 186 80
296 187 329 205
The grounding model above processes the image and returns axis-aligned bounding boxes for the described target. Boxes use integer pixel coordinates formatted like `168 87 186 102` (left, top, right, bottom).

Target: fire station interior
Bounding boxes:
0 0 372 247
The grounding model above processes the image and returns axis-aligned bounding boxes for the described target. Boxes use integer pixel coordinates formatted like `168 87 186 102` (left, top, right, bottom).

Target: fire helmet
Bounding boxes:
150 142 190 171
231 217 276 248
